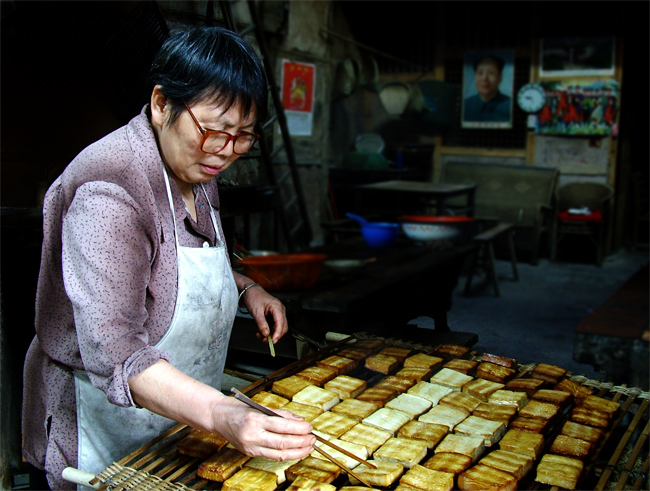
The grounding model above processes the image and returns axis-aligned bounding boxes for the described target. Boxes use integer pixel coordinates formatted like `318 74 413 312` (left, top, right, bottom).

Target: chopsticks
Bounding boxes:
231 388 376 486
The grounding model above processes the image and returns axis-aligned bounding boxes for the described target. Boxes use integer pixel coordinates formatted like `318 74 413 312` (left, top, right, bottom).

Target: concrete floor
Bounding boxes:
411 247 649 384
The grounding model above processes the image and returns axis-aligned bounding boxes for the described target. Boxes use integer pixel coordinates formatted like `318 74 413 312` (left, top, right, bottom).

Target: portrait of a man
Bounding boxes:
462 50 514 128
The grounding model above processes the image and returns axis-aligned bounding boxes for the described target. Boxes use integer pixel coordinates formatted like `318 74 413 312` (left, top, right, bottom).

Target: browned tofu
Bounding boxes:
375 375 416 394
340 423 392 455
561 420 603 444
476 362 516 384
479 449 533 480
462 378 505 402
177 428 228 459
508 416 549 434
316 355 356 375
347 460 404 488
365 354 400 374
311 411 358 438
400 464 454 491
439 391 482 416
518 399 560 420
357 386 398 407
554 378 594 403
550 434 592 460
374 437 429 468
457 463 517 491
324 375 367 399
571 406 610 428
337 347 372 362
435 344 471 360
251 391 290 410
331 397 379 421
378 346 413 363
397 420 448 449
481 353 517 368
535 454 584 489
498 429 544 460
530 362 567 385
221 467 277 491
295 365 337 386
272 376 313 399
285 475 336 491
472 403 517 424
198 448 251 482
505 377 545 396
394 367 434 384
404 353 445 370
444 358 479 376
285 456 340 484
580 395 620 417
282 401 323 422
531 389 573 408
423 452 472 475
350 338 385 353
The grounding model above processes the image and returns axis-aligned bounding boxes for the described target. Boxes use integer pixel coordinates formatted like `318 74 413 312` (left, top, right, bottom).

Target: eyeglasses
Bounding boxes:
183 102 260 155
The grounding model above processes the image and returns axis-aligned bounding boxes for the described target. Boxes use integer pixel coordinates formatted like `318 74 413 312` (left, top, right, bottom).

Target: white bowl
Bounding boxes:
398 215 474 243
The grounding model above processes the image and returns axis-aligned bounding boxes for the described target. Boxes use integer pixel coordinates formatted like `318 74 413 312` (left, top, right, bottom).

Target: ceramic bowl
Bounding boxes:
398 215 474 242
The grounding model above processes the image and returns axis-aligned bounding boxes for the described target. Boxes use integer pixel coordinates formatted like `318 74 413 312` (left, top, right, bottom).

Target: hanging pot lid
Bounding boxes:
378 81 411 116
355 133 385 154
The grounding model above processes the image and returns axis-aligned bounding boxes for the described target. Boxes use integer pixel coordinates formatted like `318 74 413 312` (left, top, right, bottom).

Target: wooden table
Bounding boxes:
230 238 478 361
355 180 477 218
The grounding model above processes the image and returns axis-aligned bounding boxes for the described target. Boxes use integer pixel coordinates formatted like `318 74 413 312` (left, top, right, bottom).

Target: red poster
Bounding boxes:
281 60 315 113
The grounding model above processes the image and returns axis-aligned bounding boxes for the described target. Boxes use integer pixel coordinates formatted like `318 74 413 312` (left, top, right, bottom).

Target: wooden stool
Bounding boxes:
464 222 519 297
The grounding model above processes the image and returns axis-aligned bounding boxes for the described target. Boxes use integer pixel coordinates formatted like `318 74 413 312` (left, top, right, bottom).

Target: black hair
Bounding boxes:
473 54 505 74
148 26 268 126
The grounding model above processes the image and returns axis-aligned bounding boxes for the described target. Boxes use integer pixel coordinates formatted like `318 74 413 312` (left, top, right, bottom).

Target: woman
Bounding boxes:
22 27 315 490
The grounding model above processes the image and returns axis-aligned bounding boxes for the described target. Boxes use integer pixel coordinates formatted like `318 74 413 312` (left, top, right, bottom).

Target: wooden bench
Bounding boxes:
464 222 519 297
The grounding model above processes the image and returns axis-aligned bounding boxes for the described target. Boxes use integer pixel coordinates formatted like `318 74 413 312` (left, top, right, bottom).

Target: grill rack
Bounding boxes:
90 335 650 490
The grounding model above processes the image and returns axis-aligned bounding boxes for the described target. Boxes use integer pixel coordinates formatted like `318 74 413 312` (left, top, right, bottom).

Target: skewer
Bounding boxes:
231 388 376 471
268 337 275 357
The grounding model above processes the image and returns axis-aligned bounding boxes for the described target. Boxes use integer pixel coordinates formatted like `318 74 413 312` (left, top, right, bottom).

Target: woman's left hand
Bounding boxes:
239 282 288 344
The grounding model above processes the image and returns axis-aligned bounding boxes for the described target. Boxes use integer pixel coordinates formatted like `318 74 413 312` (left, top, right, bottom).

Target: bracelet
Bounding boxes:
238 283 261 304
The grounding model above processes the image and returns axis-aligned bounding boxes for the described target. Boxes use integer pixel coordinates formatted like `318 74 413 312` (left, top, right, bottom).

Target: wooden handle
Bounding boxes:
62 467 101 489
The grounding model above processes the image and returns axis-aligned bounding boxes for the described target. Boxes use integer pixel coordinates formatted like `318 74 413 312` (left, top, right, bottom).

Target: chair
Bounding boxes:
550 182 614 266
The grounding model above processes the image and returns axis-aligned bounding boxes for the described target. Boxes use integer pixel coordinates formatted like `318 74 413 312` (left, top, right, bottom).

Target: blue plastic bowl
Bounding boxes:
361 222 400 247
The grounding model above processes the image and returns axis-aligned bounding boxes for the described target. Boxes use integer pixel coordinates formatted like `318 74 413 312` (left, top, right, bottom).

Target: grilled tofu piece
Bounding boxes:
404 353 445 370
177 428 228 459
462 378 505 402
357 386 398 407
375 375 417 394
251 391 290 410
581 395 620 417
337 347 372 362
285 476 336 491
292 385 339 412
571 406 610 428
378 346 413 363
385 393 432 418
498 429 544 460
397 420 448 449
331 397 379 421
488 389 529 409
435 344 471 360
481 353 517 368
530 362 567 385
444 358 479 376
439 391 482 415
457 463 518 491
324 375 367 399
350 338 385 353
423 452 473 475
221 467 278 491
504 378 545 396
435 434 486 463
454 415 507 447
518 399 560 421
407 381 453 404
430 368 474 391
362 407 411 435
531 389 573 408
472 402 517 424
479 449 533 480
340 423 393 455
285 456 340 484
339 487 382 491
508 416 549 434
419 404 468 431
535 453 584 490
245 457 300 484
365 354 400 374
295 365 337 386
374 437 429 468
272 376 313 399
550 434 592 460
347 460 404 488
400 464 454 491
311 411 358 438
311 437 368 470
555 378 594 402
282 401 323 422
476 362 516 384
316 355 357 375
560 420 603 444
197 447 251 482
395 367 434 384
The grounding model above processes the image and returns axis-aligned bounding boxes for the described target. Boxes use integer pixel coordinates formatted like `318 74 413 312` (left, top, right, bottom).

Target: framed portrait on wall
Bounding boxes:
539 37 616 78
461 50 514 129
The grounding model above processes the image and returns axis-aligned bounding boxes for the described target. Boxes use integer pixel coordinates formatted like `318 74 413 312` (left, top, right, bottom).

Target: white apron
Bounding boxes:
73 172 238 488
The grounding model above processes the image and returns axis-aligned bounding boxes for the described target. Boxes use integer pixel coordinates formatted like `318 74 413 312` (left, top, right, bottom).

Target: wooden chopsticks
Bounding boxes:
231 388 376 486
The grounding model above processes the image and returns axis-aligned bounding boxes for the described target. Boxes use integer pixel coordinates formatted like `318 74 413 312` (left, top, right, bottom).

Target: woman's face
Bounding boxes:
150 87 257 193
474 58 503 101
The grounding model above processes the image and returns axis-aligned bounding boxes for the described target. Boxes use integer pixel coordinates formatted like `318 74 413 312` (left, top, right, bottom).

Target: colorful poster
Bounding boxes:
535 80 619 136
461 50 515 129
281 60 315 136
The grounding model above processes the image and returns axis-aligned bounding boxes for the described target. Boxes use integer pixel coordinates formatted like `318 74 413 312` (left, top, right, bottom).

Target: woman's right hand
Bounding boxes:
211 396 315 461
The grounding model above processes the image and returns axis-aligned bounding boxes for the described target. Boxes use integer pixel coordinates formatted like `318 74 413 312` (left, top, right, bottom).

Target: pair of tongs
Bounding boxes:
231 388 376 487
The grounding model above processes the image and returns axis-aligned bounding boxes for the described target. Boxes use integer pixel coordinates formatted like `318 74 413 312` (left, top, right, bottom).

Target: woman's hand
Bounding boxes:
234 272 288 344
211 396 315 461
